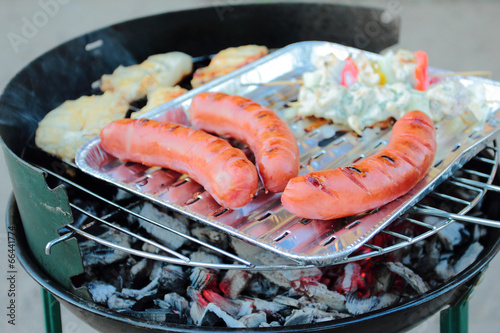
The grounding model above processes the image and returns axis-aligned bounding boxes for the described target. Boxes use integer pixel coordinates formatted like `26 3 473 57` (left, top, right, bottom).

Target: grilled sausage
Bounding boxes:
189 92 300 192
281 111 436 220
100 118 259 209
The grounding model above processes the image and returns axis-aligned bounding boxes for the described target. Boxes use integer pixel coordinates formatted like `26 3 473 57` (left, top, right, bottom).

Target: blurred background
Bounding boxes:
1 0 499 332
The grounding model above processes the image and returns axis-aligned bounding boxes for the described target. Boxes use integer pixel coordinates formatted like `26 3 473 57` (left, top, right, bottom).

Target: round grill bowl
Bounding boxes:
1 3 499 332
8 193 500 333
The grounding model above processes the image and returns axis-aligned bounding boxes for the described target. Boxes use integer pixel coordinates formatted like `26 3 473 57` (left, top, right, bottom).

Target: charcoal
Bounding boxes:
239 312 267 328
158 265 186 294
231 239 321 288
129 258 152 286
131 294 161 311
336 263 365 293
88 281 116 304
220 270 252 299
245 275 279 299
137 203 190 250
373 266 393 294
371 293 400 311
292 279 346 311
235 299 253 317
435 260 454 280
386 262 429 294
454 242 484 274
284 309 313 326
107 294 136 310
199 303 245 328
297 296 329 311
433 219 465 250
255 252 321 288
203 290 242 318
190 268 217 290
249 297 288 313
124 308 185 323
192 226 229 250
273 295 300 308
345 294 380 315
81 227 132 266
158 293 189 313
121 274 159 300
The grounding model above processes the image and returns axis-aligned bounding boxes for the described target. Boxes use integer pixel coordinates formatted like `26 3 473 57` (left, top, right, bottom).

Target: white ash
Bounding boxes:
235 299 253 317
231 238 266 262
454 242 484 274
189 252 221 289
372 293 400 311
200 303 245 328
163 292 189 312
259 321 281 327
430 217 465 250
138 203 189 250
192 226 229 250
203 291 242 318
285 308 314 326
231 238 321 288
273 295 300 308
88 281 116 304
386 262 429 294
373 266 393 294
130 258 148 276
435 260 455 280
81 226 132 266
220 269 252 299
297 296 329 311
190 268 216 290
107 294 135 310
121 277 158 299
190 250 222 264
292 280 346 311
473 224 487 241
252 251 321 288
239 312 267 328
142 243 160 254
149 261 163 281
345 294 380 315
340 263 362 292
249 297 288 313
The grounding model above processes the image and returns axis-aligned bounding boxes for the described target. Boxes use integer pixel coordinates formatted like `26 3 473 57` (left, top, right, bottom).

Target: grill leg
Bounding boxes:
42 288 62 333
440 299 469 333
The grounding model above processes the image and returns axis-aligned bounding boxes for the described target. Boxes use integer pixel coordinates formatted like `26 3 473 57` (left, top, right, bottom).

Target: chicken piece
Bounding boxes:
35 92 129 162
101 52 193 102
191 45 269 88
131 86 188 119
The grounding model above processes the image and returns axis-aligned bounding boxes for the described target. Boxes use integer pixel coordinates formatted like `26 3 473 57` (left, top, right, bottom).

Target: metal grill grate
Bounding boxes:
43 141 499 270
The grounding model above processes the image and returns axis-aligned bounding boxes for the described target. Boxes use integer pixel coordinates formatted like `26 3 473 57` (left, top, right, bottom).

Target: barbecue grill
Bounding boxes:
1 2 499 333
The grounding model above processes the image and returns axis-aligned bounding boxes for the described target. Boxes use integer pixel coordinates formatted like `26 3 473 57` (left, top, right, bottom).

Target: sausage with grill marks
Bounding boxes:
281 111 436 220
189 92 300 192
100 118 259 209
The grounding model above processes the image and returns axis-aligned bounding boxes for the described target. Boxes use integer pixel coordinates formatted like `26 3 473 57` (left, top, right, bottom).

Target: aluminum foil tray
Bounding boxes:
76 41 500 266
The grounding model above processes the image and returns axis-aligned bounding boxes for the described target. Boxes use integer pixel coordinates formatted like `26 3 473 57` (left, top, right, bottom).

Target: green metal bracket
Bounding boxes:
42 288 62 333
2 146 90 300
440 298 469 333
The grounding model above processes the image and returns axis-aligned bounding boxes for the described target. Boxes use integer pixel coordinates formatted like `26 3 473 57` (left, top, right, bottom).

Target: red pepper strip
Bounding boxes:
341 57 359 88
414 50 429 91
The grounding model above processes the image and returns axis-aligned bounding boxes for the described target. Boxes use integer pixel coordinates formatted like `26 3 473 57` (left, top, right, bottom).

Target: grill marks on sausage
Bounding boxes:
306 174 337 198
380 155 395 163
339 167 370 194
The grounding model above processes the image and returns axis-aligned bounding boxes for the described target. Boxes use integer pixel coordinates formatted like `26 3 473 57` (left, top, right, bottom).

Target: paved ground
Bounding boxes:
1 0 499 332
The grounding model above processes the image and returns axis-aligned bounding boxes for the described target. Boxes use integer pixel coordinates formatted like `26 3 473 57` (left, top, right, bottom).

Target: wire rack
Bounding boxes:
41 140 499 270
